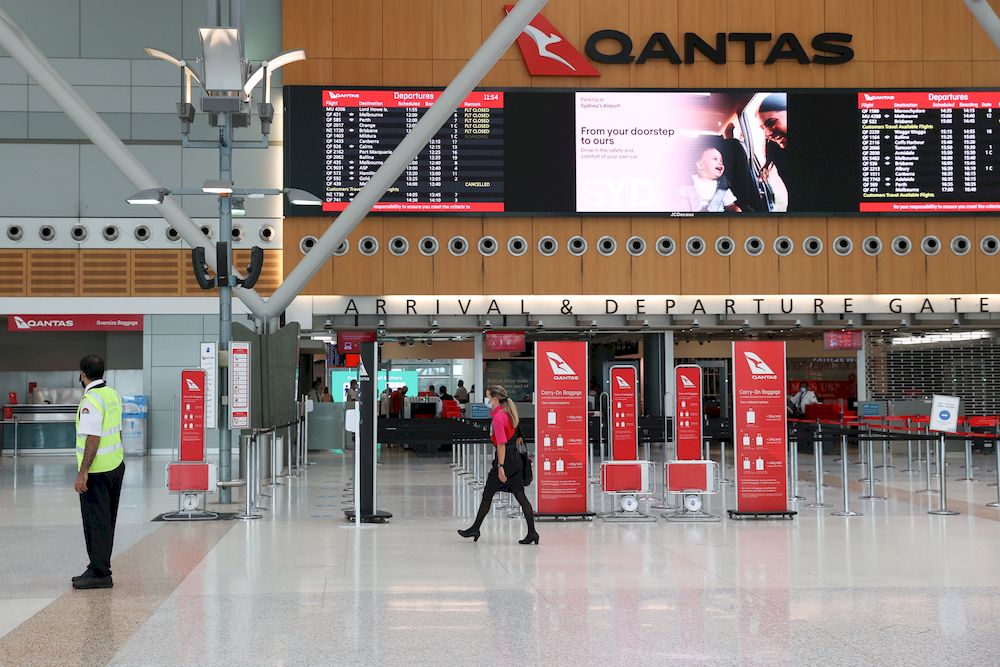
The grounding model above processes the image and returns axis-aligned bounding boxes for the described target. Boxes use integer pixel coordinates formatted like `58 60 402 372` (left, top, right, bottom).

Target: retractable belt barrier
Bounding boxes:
787 416 1000 516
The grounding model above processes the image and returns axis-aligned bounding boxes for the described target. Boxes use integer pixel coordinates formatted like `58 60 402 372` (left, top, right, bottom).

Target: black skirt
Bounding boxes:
491 446 524 492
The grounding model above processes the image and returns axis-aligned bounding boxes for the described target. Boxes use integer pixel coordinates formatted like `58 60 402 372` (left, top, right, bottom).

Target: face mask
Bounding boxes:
484 399 493 407
80 375 87 389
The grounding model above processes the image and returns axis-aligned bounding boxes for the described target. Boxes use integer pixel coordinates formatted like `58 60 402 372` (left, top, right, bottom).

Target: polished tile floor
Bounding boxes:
2 443 1000 666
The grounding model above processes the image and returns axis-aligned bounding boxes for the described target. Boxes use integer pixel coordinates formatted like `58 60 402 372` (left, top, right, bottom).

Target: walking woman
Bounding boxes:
458 386 539 545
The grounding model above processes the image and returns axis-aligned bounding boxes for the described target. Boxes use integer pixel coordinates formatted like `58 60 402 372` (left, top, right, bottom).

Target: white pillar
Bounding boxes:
663 331 675 417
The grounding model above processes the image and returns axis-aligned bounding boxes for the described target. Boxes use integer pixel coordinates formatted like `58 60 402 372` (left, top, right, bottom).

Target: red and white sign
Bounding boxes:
486 331 526 353
339 331 376 353
857 91 1000 110
229 341 251 430
823 330 863 350
323 89 503 109
609 365 638 461
180 369 206 462
7 314 143 332
674 365 703 460
503 5 600 77
535 341 589 515
733 341 788 514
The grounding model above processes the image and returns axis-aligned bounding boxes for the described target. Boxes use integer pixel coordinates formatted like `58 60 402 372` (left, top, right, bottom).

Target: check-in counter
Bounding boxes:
308 401 348 450
1 404 77 453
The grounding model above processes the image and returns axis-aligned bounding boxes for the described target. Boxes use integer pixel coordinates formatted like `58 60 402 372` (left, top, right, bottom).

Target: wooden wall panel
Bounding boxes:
825 61 875 88
729 219 779 294
777 218 828 293
333 0 383 59
925 218 976 294
481 0 521 62
922 0 972 61
0 250 26 296
972 61 1000 86
875 218 927 293
331 60 383 86
532 217 582 294
432 60 466 86
873 0 924 61
282 218 334 295
482 218 533 294
825 0 875 62
974 218 1000 293
283 0 333 59
131 251 183 297
382 219 435 294
972 0 1000 61
481 60 533 87
79 250 130 297
334 218 385 295
873 61 924 86
628 0 680 88
284 59 333 86
432 0 482 60
581 0 631 88
384 0 433 60
629 218 681 293
923 62 974 87
27 250 78 297
827 218 877 294
581 218 631 294
432 218 484 294
726 0 774 87
382 60 434 86
679 219 730 294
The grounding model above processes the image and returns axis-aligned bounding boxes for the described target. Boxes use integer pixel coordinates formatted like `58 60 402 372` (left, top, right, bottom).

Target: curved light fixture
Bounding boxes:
284 188 322 206
243 49 306 102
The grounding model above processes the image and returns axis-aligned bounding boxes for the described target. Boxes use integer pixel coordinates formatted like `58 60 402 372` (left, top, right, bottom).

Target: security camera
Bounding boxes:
425 339 433 347
323 318 334 329
794 319 803 329
691 319 700 329
483 319 493 330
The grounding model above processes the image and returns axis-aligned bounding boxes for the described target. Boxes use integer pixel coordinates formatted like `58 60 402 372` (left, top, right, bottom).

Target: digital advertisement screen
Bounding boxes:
284 86 1000 216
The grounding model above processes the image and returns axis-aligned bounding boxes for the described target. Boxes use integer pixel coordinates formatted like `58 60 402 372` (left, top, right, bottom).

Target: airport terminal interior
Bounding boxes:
4 0 1000 664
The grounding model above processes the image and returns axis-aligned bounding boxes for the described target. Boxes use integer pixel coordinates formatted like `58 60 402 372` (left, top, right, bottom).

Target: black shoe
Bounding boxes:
519 532 539 545
457 528 481 542
72 575 113 590
71 568 94 583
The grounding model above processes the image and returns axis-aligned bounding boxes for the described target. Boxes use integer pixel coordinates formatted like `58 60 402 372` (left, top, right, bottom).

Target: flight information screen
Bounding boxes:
859 92 1000 213
284 86 1000 217
319 90 504 213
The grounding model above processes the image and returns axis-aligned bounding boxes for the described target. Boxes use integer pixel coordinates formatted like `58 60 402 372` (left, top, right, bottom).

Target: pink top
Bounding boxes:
490 404 514 447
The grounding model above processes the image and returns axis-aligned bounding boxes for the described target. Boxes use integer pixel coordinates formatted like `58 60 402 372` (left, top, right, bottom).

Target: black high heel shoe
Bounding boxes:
519 532 539 545
458 528 481 542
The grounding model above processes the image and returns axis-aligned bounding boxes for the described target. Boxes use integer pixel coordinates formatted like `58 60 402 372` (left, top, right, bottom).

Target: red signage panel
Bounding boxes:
733 341 788 514
535 341 589 515
823 330 863 350
8 314 143 332
609 365 638 460
486 331 526 353
674 365 703 460
339 331 376 353
180 369 206 462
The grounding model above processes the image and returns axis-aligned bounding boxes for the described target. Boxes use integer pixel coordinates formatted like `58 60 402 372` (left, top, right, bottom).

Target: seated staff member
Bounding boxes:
453 380 469 404
436 386 454 417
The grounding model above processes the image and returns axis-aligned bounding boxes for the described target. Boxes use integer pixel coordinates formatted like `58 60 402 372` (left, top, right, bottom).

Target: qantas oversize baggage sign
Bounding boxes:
733 341 788 514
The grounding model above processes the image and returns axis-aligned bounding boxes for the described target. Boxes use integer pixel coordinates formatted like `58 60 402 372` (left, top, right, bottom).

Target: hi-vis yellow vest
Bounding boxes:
75 385 124 473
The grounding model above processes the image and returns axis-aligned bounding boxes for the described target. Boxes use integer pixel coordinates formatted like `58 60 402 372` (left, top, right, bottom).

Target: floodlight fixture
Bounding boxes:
203 178 234 194
198 27 245 94
243 49 305 103
284 188 322 206
126 188 167 205
231 196 246 216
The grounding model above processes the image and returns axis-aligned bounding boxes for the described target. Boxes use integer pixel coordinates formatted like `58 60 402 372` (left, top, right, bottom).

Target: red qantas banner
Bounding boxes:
857 91 1000 110
322 89 503 109
609 365 638 460
180 369 206 462
339 331 376 353
503 5 600 77
8 314 143 332
535 341 589 515
675 365 703 460
733 341 788 514
486 331 526 353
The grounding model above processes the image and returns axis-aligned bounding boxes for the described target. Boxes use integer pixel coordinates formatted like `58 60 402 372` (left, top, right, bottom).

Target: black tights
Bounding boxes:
471 471 536 535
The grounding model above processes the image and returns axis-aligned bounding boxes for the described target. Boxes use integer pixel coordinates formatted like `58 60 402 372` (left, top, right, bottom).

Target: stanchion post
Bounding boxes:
958 438 975 482
788 433 804 501
807 425 831 508
902 418 915 472
860 428 887 500
987 436 1000 507
832 433 862 516
929 434 959 515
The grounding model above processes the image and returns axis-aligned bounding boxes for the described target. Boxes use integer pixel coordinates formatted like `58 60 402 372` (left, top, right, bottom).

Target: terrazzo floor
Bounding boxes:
1 443 1000 666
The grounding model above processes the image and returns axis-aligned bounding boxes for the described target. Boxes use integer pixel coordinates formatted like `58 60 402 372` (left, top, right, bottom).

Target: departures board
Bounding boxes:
283 86 1000 217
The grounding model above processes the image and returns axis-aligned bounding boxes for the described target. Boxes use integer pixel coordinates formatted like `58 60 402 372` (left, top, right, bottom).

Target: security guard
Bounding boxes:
72 354 125 590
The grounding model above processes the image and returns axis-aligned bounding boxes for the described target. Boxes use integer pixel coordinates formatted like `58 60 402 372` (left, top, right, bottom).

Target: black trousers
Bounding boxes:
79 462 125 578
470 465 536 536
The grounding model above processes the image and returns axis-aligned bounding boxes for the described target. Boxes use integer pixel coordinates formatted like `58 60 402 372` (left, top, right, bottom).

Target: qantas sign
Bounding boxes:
7 314 143 332
505 6 854 76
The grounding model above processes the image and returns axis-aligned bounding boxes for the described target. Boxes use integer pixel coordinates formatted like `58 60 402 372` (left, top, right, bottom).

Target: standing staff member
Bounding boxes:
72 354 125 590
